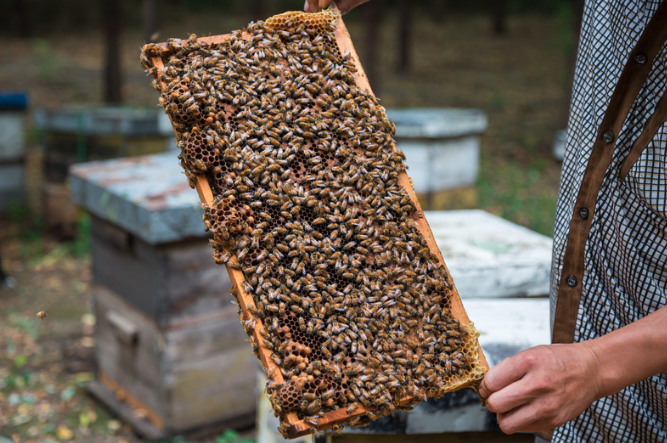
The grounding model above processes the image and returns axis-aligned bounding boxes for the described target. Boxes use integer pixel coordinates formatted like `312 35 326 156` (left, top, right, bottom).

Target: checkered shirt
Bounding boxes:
550 0 667 441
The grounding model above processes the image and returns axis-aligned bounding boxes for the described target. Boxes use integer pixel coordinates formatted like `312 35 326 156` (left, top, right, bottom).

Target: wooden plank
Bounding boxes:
93 284 164 416
91 216 235 325
145 6 488 437
97 371 165 432
324 432 535 443
91 218 161 320
88 379 167 440
163 305 249 363
94 283 258 433
166 346 258 430
159 239 235 321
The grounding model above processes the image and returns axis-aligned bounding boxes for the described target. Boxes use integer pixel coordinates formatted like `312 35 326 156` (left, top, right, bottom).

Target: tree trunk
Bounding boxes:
0 252 7 285
396 0 412 74
13 0 31 37
363 1 383 93
432 0 447 23
102 0 122 104
142 0 157 43
491 0 507 35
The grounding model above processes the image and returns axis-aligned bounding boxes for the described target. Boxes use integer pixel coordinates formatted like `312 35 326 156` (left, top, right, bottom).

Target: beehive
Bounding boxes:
141 7 488 438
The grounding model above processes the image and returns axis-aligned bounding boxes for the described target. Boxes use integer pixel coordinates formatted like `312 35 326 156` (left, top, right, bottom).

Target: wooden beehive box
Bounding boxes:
69 155 259 438
142 7 488 438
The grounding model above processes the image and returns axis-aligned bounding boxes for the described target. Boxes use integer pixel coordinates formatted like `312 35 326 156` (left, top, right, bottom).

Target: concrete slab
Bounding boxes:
426 210 553 298
69 152 204 245
0 112 25 162
34 106 164 137
385 109 487 194
386 108 487 139
0 163 26 211
466 298 551 367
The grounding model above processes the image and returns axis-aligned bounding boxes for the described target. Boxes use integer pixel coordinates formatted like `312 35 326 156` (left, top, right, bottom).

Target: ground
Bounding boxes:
0 7 573 443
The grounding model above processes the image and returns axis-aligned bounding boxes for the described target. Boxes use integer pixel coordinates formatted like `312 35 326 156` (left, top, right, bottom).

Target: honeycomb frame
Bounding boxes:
142 6 488 438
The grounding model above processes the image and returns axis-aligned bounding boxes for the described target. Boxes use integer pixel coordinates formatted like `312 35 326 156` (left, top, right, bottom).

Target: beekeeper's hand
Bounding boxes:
478 343 601 433
478 304 667 434
304 0 370 14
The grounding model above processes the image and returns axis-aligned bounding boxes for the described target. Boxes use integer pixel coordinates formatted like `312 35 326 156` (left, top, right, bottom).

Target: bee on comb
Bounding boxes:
141 8 487 438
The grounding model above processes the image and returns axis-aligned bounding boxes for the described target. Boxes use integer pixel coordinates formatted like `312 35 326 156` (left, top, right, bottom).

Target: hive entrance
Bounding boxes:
142 8 486 438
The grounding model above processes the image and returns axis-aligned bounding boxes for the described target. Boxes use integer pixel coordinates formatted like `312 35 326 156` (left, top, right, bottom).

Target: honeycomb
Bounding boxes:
142 8 486 438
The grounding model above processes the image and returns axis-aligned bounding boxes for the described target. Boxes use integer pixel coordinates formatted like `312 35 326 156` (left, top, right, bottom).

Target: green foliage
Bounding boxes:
477 156 557 237
159 430 255 443
215 429 255 443
68 214 91 258
13 354 28 369
32 38 62 79
9 313 41 340
491 90 507 110
5 203 90 260
24 126 45 145
60 385 77 402
6 203 46 262
550 1 577 57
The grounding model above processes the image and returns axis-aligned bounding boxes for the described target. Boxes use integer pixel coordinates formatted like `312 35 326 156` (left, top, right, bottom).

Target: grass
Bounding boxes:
478 156 560 236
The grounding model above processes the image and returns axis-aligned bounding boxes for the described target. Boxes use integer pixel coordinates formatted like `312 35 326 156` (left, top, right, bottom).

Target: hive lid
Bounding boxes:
33 105 166 136
69 152 204 244
427 210 553 298
0 91 29 110
385 108 487 139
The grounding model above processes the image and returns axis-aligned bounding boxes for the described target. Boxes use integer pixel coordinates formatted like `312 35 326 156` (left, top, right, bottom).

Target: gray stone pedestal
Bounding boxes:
0 104 27 211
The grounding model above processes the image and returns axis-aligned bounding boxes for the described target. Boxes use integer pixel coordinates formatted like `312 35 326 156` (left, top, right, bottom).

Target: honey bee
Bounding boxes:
305 399 321 415
36 311 47 320
152 14 480 430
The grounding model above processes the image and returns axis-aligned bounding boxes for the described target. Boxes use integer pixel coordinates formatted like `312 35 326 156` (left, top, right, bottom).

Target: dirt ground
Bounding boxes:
0 7 573 443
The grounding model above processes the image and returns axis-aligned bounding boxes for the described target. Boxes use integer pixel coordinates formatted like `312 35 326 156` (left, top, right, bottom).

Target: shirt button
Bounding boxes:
603 131 614 144
579 207 589 219
566 275 578 287
635 53 647 64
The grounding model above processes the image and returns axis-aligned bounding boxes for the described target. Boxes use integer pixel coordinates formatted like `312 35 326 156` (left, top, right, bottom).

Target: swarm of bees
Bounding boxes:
142 9 485 437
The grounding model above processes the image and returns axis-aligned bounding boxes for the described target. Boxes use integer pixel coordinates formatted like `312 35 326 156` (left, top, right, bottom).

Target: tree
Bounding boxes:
11 0 31 37
102 0 122 104
363 1 383 92
396 0 412 74
432 0 448 24
491 0 507 35
143 0 157 44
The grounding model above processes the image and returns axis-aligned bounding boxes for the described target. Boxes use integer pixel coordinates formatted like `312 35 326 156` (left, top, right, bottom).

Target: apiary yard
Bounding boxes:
0 5 569 443
143 8 489 436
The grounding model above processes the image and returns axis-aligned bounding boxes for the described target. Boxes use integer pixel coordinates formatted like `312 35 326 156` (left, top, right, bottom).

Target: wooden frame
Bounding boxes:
145 7 488 438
